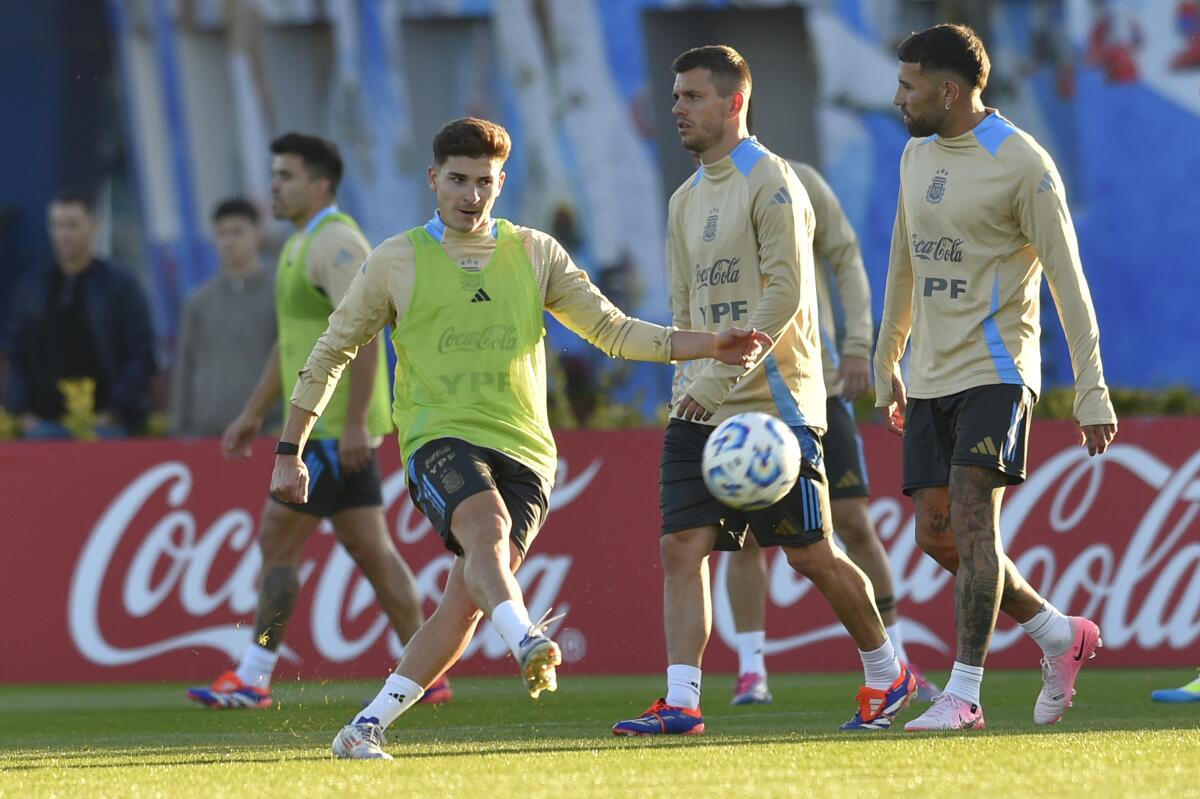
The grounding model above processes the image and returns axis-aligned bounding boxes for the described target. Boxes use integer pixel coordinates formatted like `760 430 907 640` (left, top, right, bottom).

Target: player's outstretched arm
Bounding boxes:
671 327 772 368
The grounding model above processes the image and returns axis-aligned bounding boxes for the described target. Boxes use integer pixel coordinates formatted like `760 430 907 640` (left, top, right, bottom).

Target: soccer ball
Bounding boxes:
701 412 801 510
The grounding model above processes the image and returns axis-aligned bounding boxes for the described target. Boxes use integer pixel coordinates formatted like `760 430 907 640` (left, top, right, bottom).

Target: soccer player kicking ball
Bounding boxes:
268 118 771 760
877 24 1117 731
613 46 916 737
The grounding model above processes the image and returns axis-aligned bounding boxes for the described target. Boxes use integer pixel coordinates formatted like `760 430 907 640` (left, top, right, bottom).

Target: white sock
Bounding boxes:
735 631 767 677
235 642 278 689
943 661 984 706
666 664 702 710
859 638 902 689
491 599 535 660
886 623 910 664
355 673 424 729
1020 603 1074 657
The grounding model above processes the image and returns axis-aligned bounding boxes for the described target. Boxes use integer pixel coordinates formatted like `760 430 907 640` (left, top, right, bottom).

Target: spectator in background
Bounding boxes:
168 198 278 437
1 190 155 438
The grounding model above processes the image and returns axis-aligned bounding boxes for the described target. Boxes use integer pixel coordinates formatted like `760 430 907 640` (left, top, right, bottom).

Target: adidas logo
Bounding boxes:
970 436 999 456
1036 170 1055 194
470 288 492 303
770 186 792 205
836 471 861 489
388 693 406 702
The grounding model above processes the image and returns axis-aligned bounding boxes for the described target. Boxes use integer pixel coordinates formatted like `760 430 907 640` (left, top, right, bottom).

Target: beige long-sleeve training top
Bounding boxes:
668 137 827 433
875 110 1115 425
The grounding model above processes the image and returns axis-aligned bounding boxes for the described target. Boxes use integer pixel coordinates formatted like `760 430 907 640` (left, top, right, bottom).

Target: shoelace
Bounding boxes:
528 607 566 639
360 723 388 749
1040 657 1063 691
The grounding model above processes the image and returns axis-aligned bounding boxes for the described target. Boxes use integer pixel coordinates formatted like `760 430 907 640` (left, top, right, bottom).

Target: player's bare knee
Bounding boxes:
659 531 710 574
783 542 833 581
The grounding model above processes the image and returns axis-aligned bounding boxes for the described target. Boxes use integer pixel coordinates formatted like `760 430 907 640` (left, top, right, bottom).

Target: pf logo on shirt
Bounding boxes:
926 169 949 204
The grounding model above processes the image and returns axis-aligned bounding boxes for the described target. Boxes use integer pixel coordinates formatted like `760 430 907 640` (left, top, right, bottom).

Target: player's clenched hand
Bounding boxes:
1077 422 1116 456
880 373 907 436
712 327 773 368
339 423 372 473
222 412 261 459
838 355 872 400
271 455 309 504
675 393 714 422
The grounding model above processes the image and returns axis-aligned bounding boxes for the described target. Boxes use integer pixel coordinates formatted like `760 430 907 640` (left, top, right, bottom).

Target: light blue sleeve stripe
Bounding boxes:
423 213 447 242
974 113 1017 157
305 204 340 235
690 165 704 187
731 137 769 176
982 273 1024 384
765 355 808 428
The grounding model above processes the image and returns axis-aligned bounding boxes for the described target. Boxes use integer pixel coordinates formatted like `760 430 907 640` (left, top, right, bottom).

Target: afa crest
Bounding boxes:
703 208 720 242
926 169 949 204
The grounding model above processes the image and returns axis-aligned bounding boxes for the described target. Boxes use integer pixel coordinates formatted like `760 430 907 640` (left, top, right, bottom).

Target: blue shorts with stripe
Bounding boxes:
902 384 1032 496
659 418 833 550
406 438 550 557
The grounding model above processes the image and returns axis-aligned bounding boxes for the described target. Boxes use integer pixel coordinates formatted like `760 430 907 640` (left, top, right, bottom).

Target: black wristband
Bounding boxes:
274 441 300 456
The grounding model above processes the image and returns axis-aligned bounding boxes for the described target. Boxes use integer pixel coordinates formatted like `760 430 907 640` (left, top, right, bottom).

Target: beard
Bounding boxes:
680 122 722 154
903 109 942 138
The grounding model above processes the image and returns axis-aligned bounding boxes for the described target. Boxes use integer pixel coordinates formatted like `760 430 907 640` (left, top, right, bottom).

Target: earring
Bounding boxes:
944 102 951 110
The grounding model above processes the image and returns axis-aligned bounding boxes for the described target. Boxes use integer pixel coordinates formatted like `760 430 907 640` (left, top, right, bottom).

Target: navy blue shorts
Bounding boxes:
659 418 833 550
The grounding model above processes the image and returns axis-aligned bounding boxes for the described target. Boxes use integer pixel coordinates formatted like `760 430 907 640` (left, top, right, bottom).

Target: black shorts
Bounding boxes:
660 418 833 551
272 439 383 517
407 438 551 557
902 384 1033 495
823 397 871 500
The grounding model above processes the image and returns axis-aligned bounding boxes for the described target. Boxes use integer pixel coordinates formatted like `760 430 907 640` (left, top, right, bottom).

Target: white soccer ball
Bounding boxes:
701 412 801 510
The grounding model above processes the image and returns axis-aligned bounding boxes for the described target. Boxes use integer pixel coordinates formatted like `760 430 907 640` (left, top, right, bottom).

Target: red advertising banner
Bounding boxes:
1 418 1198 683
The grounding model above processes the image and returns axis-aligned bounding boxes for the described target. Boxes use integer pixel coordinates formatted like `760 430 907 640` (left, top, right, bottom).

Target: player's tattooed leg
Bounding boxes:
253 563 300 651
948 465 1006 666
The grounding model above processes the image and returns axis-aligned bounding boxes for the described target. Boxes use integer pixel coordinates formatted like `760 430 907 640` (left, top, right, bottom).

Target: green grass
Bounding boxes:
2 670 1197 798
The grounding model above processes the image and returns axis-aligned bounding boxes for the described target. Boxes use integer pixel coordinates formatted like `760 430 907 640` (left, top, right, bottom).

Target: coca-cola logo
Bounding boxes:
713 444 1200 656
694 257 741 288
437 324 519 353
67 456 603 666
911 234 964 262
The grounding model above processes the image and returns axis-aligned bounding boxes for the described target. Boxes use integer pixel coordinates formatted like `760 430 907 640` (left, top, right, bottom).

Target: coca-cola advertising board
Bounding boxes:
1 419 1197 683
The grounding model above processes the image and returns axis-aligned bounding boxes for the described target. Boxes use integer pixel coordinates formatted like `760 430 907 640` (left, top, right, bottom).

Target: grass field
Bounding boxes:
2 669 1197 798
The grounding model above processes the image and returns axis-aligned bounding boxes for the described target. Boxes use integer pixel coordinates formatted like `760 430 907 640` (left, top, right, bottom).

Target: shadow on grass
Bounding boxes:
3 715 1197 773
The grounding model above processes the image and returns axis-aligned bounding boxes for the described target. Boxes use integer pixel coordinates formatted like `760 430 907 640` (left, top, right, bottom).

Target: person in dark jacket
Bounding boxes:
1 190 156 437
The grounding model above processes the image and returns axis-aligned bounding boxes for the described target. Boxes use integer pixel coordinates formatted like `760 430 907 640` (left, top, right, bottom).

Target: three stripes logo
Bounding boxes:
970 436 999 456
770 186 792 206
470 288 492 303
835 471 862 490
1036 170 1055 194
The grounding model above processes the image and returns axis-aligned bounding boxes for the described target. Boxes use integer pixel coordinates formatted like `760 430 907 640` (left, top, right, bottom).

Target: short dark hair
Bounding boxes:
897 24 991 92
50 189 95 215
671 45 752 97
432 118 512 165
212 197 260 225
269 132 344 192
